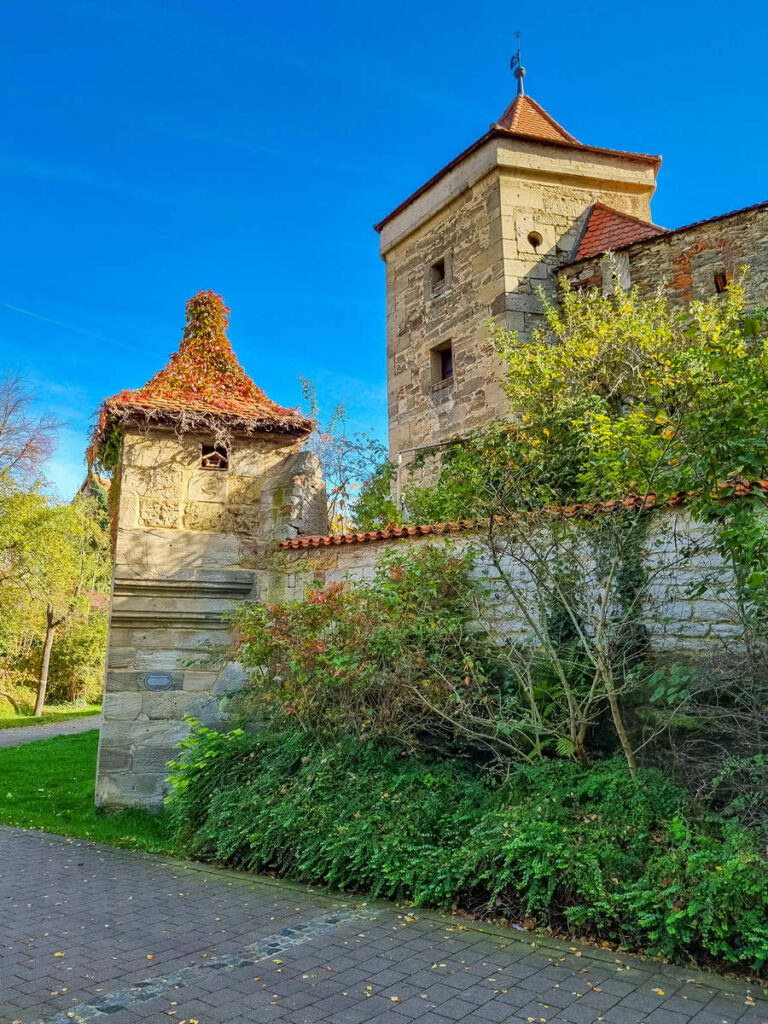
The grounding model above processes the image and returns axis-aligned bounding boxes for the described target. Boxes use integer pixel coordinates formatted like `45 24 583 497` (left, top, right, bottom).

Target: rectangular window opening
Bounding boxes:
440 346 453 381
201 443 229 470
714 271 731 294
430 341 454 388
430 258 446 293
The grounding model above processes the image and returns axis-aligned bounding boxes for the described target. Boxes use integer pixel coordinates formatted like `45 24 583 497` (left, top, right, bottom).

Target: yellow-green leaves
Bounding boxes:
488 272 768 505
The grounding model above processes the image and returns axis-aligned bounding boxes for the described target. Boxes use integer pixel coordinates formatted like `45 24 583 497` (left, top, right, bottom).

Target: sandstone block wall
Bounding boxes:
272 509 739 654
95 428 327 808
100 492 743 808
384 169 506 460
381 134 657 494
558 206 768 306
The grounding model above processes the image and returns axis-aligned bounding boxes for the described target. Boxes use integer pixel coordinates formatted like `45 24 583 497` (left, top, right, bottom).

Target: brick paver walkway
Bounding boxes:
1 827 765 1024
0 719 100 749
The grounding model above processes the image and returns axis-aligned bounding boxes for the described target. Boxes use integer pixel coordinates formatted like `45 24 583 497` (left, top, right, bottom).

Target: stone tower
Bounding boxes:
92 291 327 808
376 88 662 476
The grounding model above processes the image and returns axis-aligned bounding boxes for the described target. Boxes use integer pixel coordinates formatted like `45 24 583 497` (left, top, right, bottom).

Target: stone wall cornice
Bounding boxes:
377 135 658 256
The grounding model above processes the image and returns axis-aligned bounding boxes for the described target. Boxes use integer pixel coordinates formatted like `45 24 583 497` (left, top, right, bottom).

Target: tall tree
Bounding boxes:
0 374 58 486
0 374 111 715
0 491 109 715
30 496 110 715
390 274 768 776
299 377 387 532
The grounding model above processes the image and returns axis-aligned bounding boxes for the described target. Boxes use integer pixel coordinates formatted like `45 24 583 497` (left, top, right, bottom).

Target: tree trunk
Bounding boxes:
0 690 21 713
605 680 637 779
34 605 57 718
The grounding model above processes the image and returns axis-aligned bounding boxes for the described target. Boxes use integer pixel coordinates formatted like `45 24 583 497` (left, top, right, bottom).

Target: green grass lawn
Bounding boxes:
0 729 176 853
0 703 102 730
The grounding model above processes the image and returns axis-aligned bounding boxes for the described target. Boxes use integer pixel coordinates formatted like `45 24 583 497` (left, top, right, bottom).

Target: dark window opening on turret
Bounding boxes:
201 444 229 471
714 271 731 294
430 258 446 293
430 340 453 388
427 252 453 299
440 346 453 380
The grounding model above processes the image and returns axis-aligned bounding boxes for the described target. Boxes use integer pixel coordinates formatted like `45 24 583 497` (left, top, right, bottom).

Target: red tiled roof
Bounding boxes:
565 199 768 267
494 94 579 144
374 94 661 234
92 291 311 447
574 203 666 260
281 480 768 550
281 520 481 550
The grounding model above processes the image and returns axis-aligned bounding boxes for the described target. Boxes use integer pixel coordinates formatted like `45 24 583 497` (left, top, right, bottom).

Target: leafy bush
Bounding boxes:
168 724 768 974
234 535 666 771
352 460 401 531
47 611 108 704
710 755 768 835
639 653 768 841
491 277 768 505
230 545 515 757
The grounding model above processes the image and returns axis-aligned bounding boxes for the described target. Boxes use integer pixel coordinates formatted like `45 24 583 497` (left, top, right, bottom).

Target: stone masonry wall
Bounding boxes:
101 492 743 808
95 428 327 809
558 205 768 306
496 175 651 343
270 508 739 654
382 136 657 495
384 170 506 461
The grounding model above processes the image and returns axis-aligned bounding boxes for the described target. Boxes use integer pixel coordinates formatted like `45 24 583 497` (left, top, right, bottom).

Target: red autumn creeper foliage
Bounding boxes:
90 290 311 467
122 290 272 415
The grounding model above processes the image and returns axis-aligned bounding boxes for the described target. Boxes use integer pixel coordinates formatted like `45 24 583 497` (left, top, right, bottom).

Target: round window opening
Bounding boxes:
527 231 543 250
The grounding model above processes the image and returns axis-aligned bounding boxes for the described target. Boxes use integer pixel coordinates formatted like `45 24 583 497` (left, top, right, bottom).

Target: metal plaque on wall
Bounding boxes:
143 673 173 692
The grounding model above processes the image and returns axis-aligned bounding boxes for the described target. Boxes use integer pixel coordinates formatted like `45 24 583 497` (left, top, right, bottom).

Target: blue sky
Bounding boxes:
2 0 767 497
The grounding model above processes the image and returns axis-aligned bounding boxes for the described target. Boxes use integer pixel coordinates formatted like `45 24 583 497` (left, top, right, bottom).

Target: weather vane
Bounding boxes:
510 31 526 96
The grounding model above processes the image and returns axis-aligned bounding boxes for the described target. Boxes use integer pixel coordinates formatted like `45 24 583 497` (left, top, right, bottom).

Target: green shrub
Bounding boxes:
352 460 401 530
168 724 768 974
47 611 108 704
230 545 517 758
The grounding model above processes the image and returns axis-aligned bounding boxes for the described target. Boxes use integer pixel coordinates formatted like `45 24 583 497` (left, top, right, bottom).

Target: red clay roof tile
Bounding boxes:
565 200 768 267
494 94 579 144
280 482 768 550
575 203 666 260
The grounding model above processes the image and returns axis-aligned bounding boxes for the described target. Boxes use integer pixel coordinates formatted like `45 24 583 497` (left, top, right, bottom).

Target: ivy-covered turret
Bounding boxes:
91 290 310 458
92 291 327 809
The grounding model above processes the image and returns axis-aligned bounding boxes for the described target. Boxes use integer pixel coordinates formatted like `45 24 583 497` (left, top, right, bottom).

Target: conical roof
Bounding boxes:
375 92 661 234
493 94 579 144
91 290 311 453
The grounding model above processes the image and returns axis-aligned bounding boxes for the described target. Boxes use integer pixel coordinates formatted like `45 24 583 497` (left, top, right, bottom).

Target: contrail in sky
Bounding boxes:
3 303 150 355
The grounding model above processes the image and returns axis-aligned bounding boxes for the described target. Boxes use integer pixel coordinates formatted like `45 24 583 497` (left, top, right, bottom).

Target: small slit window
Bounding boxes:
201 444 228 470
714 271 731 294
430 258 446 293
430 340 453 388
440 346 453 381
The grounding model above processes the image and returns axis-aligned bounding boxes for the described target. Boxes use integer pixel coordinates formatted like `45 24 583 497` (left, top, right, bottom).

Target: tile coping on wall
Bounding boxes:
279 479 768 550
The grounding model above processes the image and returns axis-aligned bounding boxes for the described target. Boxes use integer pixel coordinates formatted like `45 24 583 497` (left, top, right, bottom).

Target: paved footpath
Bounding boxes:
0 719 101 749
1 827 766 1024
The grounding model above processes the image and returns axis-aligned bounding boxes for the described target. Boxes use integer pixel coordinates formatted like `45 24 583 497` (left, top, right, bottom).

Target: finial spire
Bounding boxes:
510 31 526 96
